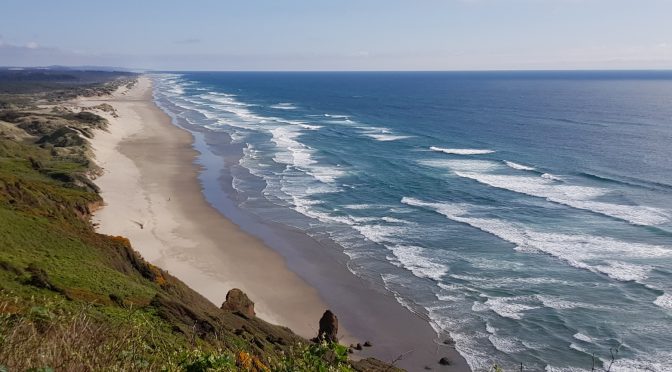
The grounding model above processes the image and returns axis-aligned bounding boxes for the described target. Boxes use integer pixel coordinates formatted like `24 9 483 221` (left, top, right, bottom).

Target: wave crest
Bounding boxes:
430 146 495 155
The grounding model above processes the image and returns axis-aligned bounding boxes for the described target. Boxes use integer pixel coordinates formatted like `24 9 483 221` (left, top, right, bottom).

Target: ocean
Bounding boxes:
152 71 672 371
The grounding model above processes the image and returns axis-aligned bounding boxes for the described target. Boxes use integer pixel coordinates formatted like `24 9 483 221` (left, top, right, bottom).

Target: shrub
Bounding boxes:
273 341 352 372
177 349 236 372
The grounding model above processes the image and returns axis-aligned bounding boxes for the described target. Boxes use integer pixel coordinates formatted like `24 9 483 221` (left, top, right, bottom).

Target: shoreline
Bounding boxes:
85 76 470 371
83 77 329 337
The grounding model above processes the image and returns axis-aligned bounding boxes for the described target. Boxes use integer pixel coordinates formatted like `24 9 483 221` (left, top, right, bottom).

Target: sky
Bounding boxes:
1 0 671 71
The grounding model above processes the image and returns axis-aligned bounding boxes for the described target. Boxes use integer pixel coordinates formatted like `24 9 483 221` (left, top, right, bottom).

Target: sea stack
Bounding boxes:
221 288 256 319
317 309 339 342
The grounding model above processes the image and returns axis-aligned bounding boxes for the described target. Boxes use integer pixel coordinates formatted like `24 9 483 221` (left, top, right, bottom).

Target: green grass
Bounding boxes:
0 138 197 368
0 208 158 304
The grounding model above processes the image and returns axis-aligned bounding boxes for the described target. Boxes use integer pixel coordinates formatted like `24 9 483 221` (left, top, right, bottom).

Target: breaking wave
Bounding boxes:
430 146 496 155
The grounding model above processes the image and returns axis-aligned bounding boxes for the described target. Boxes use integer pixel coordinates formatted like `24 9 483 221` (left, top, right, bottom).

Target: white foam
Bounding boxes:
381 274 427 319
451 272 568 287
488 335 525 353
536 295 587 310
573 333 593 343
353 224 405 244
381 216 410 224
473 296 539 320
545 366 591 372
541 173 563 181
203 94 251 107
179 90 346 212
504 160 536 171
430 146 495 155
387 245 448 281
366 133 412 141
269 126 345 183
342 204 377 210
270 102 298 110
298 123 322 130
207 91 236 97
287 193 350 226
168 86 185 95
449 331 498 372
423 156 667 226
654 293 672 311
356 126 411 141
420 159 499 172
453 171 669 226
603 356 672 372
569 343 589 354
401 197 672 284
324 114 349 119
593 261 652 282
155 76 353 236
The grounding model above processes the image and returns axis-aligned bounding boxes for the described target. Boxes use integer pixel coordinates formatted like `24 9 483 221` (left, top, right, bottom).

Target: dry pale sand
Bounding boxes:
82 77 329 338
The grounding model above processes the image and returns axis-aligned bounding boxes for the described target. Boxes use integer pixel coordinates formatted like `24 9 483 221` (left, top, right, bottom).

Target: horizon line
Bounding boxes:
3 66 672 74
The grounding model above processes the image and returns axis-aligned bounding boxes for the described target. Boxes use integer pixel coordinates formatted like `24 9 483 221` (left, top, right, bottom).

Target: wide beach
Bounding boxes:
81 77 328 336
81 76 469 371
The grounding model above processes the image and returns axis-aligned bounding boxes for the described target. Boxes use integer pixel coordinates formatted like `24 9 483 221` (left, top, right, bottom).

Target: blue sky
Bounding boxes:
1 0 671 70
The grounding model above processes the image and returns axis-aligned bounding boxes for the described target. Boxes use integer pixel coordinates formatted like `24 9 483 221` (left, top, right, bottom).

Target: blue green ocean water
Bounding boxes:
153 71 672 371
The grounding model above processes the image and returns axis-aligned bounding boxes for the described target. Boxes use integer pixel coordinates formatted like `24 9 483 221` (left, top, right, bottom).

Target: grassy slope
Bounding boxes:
0 75 394 371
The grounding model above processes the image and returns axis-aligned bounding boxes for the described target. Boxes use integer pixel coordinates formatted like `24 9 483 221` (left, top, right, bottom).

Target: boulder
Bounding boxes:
439 357 451 366
221 288 255 319
317 309 339 342
442 335 456 348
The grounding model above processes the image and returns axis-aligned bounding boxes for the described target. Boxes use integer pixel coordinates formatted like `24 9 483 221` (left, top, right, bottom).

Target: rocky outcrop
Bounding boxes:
221 288 256 319
317 309 339 342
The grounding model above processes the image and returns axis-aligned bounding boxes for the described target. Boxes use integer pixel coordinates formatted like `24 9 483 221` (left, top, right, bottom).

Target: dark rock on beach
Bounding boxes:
317 309 339 342
221 288 256 319
443 336 456 348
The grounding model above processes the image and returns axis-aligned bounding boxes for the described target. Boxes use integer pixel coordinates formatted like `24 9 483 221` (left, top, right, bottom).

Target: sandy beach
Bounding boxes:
80 76 469 371
81 77 328 336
